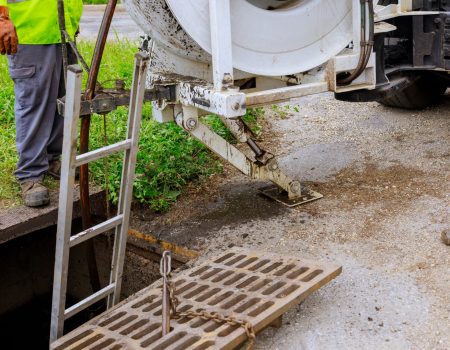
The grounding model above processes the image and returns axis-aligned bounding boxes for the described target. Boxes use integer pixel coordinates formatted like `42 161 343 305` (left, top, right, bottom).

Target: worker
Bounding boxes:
0 0 83 207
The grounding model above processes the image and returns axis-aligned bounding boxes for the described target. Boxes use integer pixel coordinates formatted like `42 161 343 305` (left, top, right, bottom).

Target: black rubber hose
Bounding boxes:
337 0 374 85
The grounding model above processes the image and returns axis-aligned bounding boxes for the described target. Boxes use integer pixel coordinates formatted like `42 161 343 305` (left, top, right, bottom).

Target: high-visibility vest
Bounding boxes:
0 0 83 45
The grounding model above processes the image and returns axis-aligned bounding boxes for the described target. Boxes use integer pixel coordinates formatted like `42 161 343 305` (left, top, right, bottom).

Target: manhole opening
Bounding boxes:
0 218 174 349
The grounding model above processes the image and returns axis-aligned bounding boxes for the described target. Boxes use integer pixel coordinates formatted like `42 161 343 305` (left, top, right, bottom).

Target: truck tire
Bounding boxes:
379 73 448 109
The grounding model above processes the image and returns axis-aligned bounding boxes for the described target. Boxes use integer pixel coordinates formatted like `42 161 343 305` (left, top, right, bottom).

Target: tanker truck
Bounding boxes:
124 0 450 109
116 0 449 205
77 1 450 205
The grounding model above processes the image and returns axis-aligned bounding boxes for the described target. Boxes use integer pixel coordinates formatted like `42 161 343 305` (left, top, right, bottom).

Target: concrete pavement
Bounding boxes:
132 92 450 350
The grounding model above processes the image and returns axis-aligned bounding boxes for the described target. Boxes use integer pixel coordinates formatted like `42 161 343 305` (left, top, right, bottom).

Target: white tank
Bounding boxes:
123 0 353 76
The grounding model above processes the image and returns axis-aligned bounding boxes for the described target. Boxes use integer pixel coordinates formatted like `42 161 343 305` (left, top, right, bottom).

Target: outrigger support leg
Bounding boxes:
175 106 323 207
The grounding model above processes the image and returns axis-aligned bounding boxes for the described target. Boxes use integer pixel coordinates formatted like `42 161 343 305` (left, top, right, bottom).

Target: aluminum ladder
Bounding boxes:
50 52 150 344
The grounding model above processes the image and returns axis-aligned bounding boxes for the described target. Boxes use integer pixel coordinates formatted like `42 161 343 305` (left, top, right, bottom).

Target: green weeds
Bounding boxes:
0 40 264 211
0 55 20 204
201 107 265 144
271 104 299 119
79 41 224 211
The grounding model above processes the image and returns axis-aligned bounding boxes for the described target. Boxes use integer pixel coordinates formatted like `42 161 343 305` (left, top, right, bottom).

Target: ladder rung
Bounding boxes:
75 139 132 166
64 284 115 320
69 215 124 248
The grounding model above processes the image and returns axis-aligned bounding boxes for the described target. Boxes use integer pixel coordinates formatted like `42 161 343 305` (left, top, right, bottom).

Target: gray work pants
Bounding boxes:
7 44 73 182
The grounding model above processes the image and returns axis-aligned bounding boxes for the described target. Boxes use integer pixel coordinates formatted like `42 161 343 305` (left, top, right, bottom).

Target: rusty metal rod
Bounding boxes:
80 0 117 230
79 0 118 294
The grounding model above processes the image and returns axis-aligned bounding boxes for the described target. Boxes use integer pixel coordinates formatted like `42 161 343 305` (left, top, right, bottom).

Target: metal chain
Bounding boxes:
164 267 256 350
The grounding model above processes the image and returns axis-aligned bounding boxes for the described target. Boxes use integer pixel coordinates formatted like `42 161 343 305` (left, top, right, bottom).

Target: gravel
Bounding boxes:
133 92 450 350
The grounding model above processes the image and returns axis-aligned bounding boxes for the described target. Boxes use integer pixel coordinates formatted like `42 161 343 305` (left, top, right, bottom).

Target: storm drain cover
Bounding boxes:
52 248 341 350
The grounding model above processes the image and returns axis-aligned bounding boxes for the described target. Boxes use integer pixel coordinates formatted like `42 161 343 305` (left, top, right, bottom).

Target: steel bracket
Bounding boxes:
57 86 175 117
174 105 322 205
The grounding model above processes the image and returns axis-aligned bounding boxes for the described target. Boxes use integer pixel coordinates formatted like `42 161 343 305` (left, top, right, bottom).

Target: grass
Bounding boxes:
0 40 263 211
0 41 217 211
75 40 228 212
0 55 20 204
0 40 264 211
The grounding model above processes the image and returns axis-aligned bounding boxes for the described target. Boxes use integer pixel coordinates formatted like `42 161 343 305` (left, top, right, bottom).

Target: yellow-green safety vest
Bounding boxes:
0 0 83 45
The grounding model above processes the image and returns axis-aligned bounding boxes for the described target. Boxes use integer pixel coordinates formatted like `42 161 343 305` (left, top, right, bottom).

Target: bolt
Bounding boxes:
222 73 233 84
289 181 302 195
186 118 197 130
232 102 240 111
268 160 279 171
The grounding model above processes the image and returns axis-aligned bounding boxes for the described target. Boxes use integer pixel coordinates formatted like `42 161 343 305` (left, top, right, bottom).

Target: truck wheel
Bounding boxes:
379 73 448 109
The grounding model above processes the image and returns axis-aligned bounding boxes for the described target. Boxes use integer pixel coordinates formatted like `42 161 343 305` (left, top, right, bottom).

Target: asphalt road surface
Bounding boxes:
81 5 450 349
78 5 142 41
132 92 450 350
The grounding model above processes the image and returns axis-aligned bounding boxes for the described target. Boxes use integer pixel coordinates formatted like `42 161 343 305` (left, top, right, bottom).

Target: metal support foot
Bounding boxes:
175 106 322 206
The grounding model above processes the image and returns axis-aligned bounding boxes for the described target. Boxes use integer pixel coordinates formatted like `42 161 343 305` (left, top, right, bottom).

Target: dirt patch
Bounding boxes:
292 162 445 239
130 109 283 250
131 176 285 250
316 162 443 209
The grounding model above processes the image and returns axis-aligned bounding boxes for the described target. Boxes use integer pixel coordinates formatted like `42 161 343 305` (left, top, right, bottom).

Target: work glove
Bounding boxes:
0 6 18 55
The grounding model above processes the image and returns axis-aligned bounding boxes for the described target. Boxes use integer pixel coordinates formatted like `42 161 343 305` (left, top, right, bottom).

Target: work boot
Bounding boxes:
20 180 50 207
48 159 62 180
48 159 79 180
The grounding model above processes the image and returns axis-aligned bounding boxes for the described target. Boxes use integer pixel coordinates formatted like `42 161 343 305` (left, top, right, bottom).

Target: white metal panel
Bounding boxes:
165 0 353 76
125 0 353 76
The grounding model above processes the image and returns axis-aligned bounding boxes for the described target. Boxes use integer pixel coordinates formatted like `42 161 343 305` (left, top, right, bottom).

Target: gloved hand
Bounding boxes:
0 6 18 55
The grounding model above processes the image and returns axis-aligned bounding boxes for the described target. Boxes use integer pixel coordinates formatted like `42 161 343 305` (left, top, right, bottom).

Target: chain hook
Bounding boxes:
160 250 172 277
160 250 172 336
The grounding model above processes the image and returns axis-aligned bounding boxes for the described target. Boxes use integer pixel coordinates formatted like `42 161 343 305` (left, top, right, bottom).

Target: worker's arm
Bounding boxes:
0 5 18 55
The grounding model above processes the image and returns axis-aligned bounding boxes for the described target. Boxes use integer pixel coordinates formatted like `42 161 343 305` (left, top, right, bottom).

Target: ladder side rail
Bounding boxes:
50 65 83 344
108 52 150 307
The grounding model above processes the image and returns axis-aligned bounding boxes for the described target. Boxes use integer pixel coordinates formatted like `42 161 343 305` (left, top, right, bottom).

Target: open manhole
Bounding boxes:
0 200 188 349
52 248 342 349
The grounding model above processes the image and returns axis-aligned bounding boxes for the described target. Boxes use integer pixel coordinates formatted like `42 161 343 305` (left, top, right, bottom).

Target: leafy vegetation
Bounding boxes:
75 41 226 212
0 41 219 210
0 55 20 204
271 104 299 119
0 40 264 211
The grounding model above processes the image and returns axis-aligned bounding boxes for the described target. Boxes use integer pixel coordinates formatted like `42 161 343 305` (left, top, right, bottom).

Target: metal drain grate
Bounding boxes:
52 248 341 350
